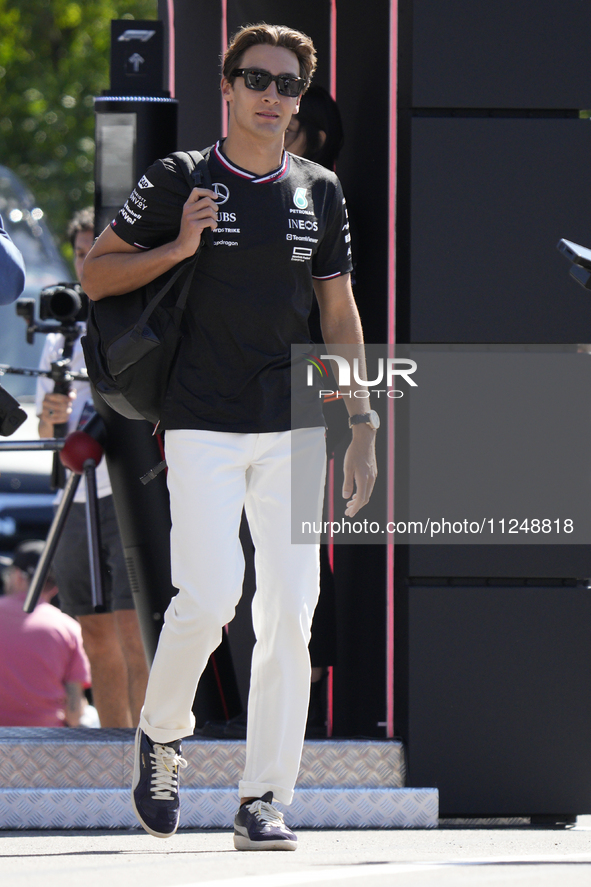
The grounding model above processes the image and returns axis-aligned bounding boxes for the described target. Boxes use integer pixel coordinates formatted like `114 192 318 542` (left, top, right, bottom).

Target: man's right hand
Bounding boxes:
82 189 219 301
176 188 218 259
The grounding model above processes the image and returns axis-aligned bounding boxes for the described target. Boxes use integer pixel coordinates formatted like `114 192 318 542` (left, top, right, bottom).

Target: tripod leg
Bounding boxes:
50 450 67 491
84 458 104 611
23 471 81 613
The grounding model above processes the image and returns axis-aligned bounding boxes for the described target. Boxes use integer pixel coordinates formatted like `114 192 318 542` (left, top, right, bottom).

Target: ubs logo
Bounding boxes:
213 183 230 205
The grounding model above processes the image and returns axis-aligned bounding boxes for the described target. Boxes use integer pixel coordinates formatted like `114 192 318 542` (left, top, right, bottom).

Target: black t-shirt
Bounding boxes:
111 140 353 432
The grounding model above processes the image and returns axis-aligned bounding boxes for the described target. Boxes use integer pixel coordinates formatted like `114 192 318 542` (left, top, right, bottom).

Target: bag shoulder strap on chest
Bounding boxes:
172 148 214 248
81 147 215 427
130 149 214 332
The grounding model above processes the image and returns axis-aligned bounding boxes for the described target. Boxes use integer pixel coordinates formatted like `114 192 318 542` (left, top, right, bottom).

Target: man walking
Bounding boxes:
82 23 377 849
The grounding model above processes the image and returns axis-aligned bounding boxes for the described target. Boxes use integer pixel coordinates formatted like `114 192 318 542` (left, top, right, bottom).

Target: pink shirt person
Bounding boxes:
0 541 91 727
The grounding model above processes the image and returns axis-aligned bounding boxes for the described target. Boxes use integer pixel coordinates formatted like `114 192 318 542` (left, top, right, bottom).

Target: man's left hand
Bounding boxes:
342 425 378 516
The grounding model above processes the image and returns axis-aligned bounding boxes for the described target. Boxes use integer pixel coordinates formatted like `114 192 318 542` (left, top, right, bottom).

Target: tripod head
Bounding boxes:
0 294 88 435
17 282 86 346
9 285 87 384
0 286 89 485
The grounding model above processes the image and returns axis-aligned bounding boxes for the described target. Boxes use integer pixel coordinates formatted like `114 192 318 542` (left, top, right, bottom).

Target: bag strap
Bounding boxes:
131 256 193 341
176 149 214 250
130 149 214 339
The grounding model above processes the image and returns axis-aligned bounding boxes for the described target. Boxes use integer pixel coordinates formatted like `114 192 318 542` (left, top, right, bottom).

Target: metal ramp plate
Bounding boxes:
0 728 438 829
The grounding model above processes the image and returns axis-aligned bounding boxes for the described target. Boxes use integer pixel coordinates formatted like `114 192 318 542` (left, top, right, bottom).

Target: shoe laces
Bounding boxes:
247 798 285 827
149 743 187 801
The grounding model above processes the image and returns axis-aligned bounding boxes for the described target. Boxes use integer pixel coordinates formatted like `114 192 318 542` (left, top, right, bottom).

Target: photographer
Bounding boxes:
36 208 148 728
0 212 26 305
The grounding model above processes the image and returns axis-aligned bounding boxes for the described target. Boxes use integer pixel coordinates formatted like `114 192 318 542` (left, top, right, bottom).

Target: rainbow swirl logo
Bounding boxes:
305 355 329 385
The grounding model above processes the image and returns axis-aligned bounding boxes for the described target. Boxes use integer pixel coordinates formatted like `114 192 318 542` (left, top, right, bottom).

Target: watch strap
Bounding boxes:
348 413 372 427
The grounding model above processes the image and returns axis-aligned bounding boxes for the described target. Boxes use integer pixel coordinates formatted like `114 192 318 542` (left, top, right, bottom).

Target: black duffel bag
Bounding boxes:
81 150 212 425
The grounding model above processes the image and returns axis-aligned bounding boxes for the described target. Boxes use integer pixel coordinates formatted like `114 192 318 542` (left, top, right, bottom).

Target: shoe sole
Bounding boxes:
131 727 179 839
233 833 297 851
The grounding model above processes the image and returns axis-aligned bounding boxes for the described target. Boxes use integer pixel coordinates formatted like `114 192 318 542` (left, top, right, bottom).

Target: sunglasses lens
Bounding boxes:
245 70 272 91
277 77 301 97
239 69 304 97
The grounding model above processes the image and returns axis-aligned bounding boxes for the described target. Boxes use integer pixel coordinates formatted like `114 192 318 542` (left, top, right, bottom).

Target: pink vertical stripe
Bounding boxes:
327 2 338 734
221 0 228 137
326 456 334 732
327 665 334 737
329 0 337 100
326 456 335 732
166 0 175 97
386 0 398 740
327 456 335 569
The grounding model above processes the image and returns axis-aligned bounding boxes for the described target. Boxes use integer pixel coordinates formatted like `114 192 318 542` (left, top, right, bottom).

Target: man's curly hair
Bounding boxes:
223 23 317 93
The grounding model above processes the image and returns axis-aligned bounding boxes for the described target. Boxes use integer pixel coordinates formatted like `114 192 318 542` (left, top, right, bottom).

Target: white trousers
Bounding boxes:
139 427 326 805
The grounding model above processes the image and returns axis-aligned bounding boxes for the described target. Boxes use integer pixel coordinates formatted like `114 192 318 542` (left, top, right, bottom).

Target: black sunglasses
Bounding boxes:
232 68 307 98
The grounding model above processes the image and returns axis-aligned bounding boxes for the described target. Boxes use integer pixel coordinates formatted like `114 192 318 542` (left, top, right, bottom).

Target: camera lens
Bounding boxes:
39 284 86 322
49 287 81 321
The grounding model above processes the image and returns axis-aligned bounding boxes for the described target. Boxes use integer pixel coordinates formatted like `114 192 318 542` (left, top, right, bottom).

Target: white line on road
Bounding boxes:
166 855 591 887
166 864 443 887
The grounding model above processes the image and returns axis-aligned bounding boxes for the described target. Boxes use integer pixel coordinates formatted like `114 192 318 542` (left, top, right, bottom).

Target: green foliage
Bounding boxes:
0 0 157 261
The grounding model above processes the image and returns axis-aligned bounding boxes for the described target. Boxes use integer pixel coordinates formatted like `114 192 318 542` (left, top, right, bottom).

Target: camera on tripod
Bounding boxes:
16 283 87 345
0 284 88 440
39 283 88 324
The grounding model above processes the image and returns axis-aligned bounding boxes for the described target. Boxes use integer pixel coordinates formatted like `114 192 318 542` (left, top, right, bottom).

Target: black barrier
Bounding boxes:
395 0 591 819
90 19 242 721
167 0 393 740
91 19 179 659
94 20 178 233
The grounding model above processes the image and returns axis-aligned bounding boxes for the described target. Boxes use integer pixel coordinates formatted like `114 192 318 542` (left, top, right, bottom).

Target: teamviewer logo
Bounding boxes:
291 246 313 262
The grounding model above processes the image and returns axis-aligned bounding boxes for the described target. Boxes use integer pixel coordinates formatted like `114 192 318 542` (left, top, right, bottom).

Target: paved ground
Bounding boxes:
2 817 591 887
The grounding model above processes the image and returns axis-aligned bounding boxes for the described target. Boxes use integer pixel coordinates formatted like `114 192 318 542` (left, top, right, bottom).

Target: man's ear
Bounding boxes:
221 76 233 103
318 130 327 148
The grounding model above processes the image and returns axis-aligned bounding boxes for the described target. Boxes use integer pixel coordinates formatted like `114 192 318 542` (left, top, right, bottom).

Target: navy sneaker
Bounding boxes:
131 727 187 838
233 792 297 851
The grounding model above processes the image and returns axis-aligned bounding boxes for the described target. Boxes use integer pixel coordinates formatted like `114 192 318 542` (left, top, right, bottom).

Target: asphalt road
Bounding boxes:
2 817 591 887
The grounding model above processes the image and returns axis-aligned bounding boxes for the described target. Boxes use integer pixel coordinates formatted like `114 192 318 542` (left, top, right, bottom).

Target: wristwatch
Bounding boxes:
348 410 380 430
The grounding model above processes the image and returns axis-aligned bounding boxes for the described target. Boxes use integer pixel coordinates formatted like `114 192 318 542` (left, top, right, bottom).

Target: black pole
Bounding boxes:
90 391 176 662
83 458 105 611
90 20 179 661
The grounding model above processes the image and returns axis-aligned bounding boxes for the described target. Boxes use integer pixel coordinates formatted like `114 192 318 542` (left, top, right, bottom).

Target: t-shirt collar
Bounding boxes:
213 140 290 184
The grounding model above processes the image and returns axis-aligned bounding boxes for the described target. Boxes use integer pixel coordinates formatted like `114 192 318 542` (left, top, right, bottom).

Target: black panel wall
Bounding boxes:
409 118 591 343
397 0 591 580
161 0 222 149
396 0 591 816
399 586 591 816
328 0 390 738
166 0 392 737
411 1 591 110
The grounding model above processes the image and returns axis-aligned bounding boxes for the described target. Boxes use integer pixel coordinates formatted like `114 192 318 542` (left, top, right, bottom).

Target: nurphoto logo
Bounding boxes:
306 354 418 397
